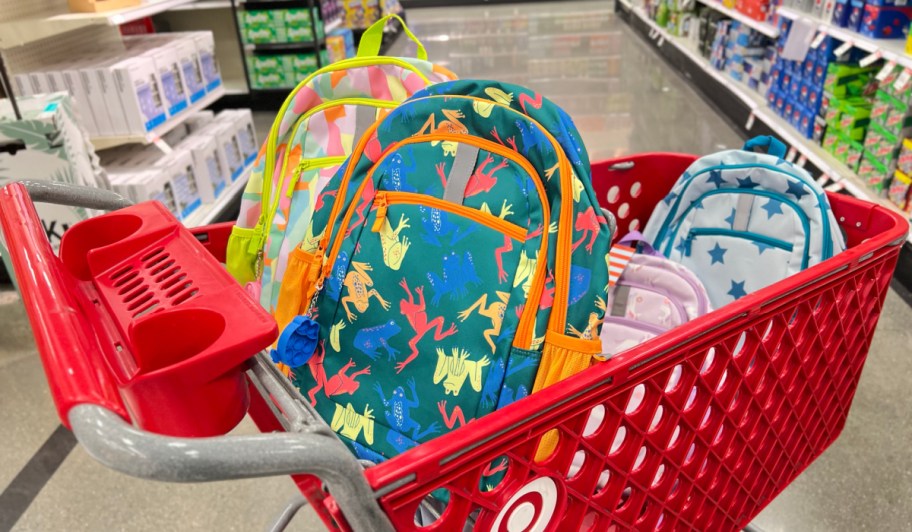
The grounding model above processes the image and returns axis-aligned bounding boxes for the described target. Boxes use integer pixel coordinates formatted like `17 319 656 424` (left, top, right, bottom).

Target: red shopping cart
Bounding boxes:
0 153 906 532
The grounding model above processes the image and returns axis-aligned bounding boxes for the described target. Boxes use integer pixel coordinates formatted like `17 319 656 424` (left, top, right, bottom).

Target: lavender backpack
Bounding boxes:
599 235 711 358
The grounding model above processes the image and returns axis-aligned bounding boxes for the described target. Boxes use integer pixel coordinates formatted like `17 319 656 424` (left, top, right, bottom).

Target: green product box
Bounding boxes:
238 11 282 44
823 128 841 152
846 139 865 173
832 133 851 164
285 53 320 78
837 99 871 131
858 151 891 195
247 55 284 77
865 122 899 162
824 63 873 95
825 97 842 124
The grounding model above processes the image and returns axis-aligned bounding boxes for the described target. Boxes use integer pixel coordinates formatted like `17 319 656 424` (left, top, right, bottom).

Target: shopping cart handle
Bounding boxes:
0 182 130 424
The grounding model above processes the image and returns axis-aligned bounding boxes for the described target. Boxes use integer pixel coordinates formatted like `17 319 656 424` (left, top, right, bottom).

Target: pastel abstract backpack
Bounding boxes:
225 15 457 312
642 136 846 308
271 80 614 461
599 234 711 358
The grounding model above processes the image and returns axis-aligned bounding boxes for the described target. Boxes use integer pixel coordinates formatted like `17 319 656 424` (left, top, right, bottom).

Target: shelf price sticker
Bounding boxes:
894 68 912 92
797 154 808 167
745 112 756 130
877 60 898 81
786 147 798 163
834 40 854 57
658 36 665 47
815 173 831 186
810 30 827 49
859 50 883 68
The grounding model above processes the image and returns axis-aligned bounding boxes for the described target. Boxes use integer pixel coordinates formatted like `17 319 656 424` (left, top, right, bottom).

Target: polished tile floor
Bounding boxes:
2 1 911 530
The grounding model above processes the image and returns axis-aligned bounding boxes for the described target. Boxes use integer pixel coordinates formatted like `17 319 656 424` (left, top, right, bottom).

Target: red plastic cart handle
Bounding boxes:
0 182 129 424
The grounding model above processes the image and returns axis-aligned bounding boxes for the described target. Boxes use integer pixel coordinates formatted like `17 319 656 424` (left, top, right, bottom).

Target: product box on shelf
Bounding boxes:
141 45 189 118
888 168 912 208
237 10 281 44
833 0 852 26
344 0 381 29
203 121 245 182
182 135 227 203
110 56 168 136
897 137 912 173
822 0 839 20
865 120 900 158
161 150 203 221
189 32 221 92
860 4 912 38
849 0 868 31
172 37 206 104
326 27 355 63
216 109 258 166
859 150 891 193
847 138 866 169
814 115 829 141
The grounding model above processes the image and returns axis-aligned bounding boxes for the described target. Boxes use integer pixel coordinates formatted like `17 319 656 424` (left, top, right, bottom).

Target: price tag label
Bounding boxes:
894 68 912 92
834 40 854 57
859 51 883 68
786 147 798 163
658 36 665 47
745 112 756 130
815 174 830 186
877 60 897 81
797 154 808 167
824 181 845 192
810 30 827 49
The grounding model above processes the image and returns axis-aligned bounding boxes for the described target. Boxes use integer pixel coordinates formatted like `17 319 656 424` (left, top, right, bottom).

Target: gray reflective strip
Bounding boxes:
443 144 480 204
610 284 631 317
733 195 754 231
353 106 377 145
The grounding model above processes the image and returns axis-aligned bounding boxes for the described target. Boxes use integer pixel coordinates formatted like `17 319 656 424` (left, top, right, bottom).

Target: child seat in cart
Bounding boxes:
0 151 907 531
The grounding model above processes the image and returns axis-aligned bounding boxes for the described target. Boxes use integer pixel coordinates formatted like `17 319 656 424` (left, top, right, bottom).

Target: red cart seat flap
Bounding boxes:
58 201 278 437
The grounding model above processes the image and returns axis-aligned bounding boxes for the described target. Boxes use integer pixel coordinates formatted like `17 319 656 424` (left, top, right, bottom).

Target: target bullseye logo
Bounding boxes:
491 476 561 532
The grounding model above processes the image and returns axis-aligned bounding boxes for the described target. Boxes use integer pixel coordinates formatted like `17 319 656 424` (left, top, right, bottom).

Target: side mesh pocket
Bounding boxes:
533 332 602 460
226 226 259 285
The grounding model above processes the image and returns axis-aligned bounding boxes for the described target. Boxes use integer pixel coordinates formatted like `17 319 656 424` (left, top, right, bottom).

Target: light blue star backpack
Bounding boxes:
642 136 846 308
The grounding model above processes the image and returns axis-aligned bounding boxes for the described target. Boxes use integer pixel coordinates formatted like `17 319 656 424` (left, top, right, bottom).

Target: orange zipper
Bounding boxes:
372 191 527 241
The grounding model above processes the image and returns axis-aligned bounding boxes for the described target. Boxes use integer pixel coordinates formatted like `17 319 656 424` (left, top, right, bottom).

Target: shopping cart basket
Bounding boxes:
0 152 907 532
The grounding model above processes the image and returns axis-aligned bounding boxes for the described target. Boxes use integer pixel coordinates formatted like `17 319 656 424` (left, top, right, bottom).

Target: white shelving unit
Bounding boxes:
777 7 912 69
625 3 912 243
0 0 196 48
695 0 779 38
90 85 226 151
183 165 251 227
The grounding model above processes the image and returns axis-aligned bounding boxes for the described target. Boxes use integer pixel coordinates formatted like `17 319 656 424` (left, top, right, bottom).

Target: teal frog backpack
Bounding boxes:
271 80 614 461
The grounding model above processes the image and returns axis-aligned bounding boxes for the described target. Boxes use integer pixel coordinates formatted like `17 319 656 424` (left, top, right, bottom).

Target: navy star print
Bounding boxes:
728 280 748 299
724 208 736 228
708 243 727 264
737 176 759 189
786 180 809 199
753 241 774 254
707 170 726 188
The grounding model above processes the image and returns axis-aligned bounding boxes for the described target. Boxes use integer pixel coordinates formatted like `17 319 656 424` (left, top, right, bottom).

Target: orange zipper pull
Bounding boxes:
371 192 388 232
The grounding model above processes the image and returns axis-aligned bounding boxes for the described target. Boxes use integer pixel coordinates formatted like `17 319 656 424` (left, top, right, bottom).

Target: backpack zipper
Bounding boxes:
371 191 528 240
683 228 793 257
285 156 347 199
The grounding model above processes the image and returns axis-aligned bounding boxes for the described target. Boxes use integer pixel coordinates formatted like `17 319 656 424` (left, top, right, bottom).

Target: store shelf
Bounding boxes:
245 40 324 53
695 0 779 38
183 166 251 227
240 0 311 9
626 3 912 242
0 0 196 48
778 7 912 69
91 85 226 151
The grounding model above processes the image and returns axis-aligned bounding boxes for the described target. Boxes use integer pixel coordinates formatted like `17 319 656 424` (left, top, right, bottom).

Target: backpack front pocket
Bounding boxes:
307 192 535 458
679 228 794 304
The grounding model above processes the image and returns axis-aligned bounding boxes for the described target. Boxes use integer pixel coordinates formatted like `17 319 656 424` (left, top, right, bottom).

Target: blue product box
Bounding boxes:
776 92 787 114
860 4 912 38
866 0 910 6
768 87 779 108
782 70 793 90
808 87 823 113
833 0 852 26
793 105 804 128
798 110 816 138
790 76 803 98
785 100 795 119
813 60 828 86
804 58 816 79
799 80 811 103
849 0 868 30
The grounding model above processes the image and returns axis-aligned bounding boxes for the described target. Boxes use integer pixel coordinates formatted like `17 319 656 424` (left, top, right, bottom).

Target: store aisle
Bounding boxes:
1 1 909 530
